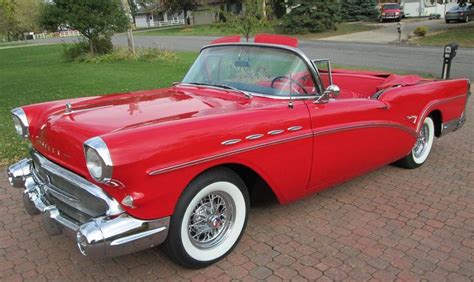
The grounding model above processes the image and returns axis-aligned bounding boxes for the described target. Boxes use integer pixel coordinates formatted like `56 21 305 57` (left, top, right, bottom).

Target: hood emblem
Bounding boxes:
65 102 72 114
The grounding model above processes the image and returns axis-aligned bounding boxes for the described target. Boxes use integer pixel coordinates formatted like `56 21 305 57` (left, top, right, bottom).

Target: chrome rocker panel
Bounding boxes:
7 157 170 259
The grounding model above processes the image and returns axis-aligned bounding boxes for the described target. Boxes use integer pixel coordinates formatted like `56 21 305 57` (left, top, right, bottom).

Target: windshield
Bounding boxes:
449 5 467 11
383 4 400 9
182 45 319 97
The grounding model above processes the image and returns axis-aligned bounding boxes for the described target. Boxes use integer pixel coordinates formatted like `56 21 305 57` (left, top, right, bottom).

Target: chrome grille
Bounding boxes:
31 152 108 224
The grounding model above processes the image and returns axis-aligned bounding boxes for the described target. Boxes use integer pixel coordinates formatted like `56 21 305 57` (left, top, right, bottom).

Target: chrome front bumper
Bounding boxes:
7 158 169 258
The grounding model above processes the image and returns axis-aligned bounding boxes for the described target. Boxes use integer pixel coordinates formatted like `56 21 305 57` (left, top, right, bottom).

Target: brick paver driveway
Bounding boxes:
1 92 473 281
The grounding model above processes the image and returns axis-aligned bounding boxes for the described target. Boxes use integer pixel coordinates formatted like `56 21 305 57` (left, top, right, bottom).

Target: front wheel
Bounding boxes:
396 116 435 169
164 168 249 268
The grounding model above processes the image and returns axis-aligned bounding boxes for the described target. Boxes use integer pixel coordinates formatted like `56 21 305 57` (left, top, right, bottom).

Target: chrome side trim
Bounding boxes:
221 139 241 146
440 117 465 137
268 129 284 135
149 122 419 176
288 126 303 131
246 134 264 140
32 152 123 216
149 133 314 176
313 122 418 138
417 94 466 132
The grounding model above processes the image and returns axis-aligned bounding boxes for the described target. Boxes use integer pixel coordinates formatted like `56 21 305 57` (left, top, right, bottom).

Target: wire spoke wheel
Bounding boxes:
187 192 235 249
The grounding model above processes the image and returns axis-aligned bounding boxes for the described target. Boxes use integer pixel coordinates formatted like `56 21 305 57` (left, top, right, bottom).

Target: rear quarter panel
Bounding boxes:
380 78 469 131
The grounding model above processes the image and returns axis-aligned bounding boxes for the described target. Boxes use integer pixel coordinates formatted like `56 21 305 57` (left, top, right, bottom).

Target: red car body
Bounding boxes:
7 34 470 265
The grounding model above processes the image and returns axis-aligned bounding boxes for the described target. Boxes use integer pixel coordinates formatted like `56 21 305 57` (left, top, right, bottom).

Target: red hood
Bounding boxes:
25 86 251 175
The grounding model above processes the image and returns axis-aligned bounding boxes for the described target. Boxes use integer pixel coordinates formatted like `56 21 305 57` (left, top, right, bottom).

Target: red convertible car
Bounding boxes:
7 34 470 268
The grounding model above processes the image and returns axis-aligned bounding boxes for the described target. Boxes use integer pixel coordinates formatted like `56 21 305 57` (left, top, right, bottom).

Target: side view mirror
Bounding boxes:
325 85 340 98
314 84 340 104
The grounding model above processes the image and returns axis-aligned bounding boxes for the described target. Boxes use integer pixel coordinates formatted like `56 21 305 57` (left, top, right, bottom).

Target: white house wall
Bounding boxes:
402 0 460 17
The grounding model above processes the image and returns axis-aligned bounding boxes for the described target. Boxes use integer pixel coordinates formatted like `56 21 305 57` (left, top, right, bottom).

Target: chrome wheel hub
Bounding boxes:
414 123 429 158
188 192 234 249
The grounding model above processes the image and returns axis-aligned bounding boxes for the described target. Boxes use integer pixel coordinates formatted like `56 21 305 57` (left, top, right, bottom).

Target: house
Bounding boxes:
134 4 185 28
134 0 244 29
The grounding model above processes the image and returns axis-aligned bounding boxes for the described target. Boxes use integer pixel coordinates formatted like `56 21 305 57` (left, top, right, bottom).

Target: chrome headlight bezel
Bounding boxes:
11 108 29 138
84 137 113 183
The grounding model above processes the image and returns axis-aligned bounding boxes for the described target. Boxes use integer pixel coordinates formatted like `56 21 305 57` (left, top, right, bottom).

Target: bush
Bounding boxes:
63 37 114 61
63 45 178 63
413 26 428 37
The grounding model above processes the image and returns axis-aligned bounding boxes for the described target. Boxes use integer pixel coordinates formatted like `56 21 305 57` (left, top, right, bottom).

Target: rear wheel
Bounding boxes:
164 168 249 268
396 117 435 169
445 19 450 23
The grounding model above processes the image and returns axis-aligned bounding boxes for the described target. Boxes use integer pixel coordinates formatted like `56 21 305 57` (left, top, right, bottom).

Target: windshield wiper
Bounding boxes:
178 82 252 99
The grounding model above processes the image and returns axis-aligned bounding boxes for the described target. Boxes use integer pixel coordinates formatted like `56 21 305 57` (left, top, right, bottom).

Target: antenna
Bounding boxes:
288 73 294 109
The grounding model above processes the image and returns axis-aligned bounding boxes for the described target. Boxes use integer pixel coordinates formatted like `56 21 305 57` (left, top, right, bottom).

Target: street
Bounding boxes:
27 34 474 80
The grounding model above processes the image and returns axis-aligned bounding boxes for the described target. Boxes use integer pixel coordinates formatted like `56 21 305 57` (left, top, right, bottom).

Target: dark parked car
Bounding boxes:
445 4 473 23
380 3 404 22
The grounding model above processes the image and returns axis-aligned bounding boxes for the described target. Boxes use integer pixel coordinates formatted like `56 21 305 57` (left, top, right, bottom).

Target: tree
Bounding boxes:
281 0 341 34
0 0 16 41
0 0 42 41
220 0 264 41
40 0 129 55
341 0 378 22
160 0 198 25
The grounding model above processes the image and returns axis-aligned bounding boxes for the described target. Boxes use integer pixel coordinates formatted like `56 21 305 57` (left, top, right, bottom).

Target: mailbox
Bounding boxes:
441 43 458 79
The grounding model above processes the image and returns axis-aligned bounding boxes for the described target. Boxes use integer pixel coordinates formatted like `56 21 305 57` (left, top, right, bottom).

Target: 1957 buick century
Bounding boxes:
7 34 470 268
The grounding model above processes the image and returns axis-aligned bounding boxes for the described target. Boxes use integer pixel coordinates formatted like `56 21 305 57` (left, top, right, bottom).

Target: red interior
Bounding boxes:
320 70 426 99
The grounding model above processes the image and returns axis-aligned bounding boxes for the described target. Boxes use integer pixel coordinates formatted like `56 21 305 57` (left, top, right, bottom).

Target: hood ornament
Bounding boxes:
65 102 72 114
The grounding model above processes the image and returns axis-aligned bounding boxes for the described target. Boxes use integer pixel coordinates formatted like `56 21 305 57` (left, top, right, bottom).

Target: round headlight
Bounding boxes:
11 108 29 138
84 137 113 183
86 148 103 180
13 116 24 136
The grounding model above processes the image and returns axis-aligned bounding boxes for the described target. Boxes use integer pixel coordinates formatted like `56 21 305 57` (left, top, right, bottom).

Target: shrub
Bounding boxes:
63 37 114 61
63 45 179 63
413 26 428 37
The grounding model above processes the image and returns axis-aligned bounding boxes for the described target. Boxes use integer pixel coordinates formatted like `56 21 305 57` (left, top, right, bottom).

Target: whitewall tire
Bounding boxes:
396 116 435 169
164 167 249 268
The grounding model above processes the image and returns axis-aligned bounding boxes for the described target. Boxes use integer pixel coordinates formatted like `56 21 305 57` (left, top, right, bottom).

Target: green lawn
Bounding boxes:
0 45 198 165
413 25 474 48
134 22 380 39
0 41 30 48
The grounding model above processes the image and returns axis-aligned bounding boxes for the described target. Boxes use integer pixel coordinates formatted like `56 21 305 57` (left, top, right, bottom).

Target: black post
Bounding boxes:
441 43 458 80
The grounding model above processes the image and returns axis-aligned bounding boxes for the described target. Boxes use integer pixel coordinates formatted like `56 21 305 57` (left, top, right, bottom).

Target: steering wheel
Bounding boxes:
271 76 308 94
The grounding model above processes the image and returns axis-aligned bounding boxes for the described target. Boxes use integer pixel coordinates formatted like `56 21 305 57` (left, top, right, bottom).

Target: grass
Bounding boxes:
0 45 198 165
134 22 380 39
413 24 474 48
0 41 30 48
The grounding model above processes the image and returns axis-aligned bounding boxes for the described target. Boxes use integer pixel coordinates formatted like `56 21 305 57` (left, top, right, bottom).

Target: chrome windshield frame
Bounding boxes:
188 43 325 100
